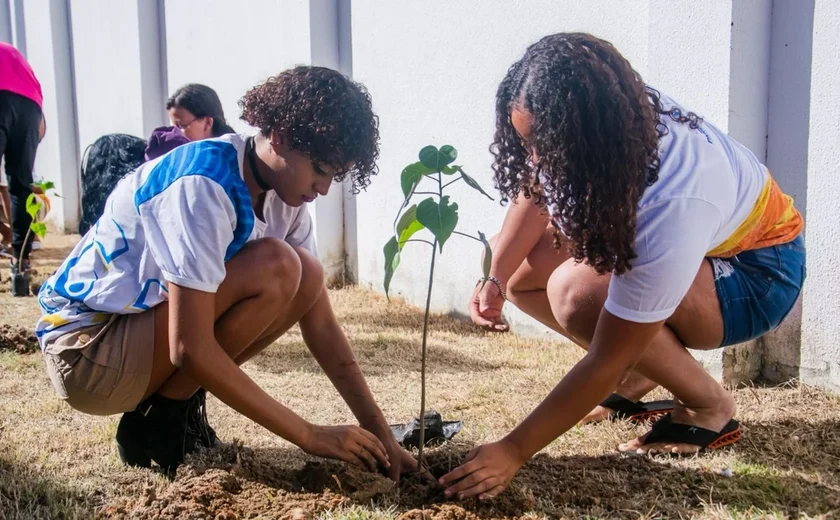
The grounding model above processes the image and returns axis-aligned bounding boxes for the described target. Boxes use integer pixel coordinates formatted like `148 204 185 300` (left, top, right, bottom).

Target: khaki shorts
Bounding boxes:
43 311 155 416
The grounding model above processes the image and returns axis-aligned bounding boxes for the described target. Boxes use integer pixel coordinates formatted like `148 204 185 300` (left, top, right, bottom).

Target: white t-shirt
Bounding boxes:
544 90 769 324
36 133 317 348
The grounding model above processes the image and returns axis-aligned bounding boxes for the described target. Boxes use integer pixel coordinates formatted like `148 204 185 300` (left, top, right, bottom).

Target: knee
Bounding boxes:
546 268 600 341
293 247 324 307
248 238 302 300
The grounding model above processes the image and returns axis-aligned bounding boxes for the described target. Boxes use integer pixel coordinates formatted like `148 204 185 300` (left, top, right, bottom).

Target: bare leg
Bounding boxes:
143 240 323 402
495 227 661 420
547 258 736 453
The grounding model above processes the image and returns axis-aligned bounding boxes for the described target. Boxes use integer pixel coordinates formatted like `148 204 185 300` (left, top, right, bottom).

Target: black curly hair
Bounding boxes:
492 32 702 275
238 66 380 193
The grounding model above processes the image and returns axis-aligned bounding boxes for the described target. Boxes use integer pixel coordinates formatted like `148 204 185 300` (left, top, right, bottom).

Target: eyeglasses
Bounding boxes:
174 118 198 131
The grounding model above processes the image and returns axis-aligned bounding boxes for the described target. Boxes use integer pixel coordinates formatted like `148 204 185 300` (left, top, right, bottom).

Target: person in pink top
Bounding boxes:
0 41 45 291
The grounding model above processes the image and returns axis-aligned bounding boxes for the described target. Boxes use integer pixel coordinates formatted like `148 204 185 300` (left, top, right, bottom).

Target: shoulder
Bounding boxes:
135 137 248 208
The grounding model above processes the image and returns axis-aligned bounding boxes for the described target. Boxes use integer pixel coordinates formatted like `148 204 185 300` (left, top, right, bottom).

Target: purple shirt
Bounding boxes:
144 126 190 162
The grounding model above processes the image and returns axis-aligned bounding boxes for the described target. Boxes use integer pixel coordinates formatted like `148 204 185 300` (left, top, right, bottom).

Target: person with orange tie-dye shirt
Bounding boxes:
440 33 806 501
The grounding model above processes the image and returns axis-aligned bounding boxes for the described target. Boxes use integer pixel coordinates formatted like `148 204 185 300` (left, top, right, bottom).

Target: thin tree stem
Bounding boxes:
453 231 481 242
417 236 437 468
17 228 32 267
418 168 444 468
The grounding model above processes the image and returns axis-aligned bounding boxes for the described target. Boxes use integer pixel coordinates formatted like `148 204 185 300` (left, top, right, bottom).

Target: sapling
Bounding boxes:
11 179 60 296
383 145 494 468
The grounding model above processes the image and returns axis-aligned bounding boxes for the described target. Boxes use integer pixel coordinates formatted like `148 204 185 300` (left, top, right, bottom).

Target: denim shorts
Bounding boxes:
710 234 806 347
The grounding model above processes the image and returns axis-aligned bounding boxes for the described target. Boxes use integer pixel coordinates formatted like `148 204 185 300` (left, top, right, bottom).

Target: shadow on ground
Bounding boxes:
0 455 97 520
248 330 504 376
102 430 840 520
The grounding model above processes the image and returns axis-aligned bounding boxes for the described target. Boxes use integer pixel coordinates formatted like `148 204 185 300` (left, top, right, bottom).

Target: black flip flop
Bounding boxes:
600 393 674 423
636 413 742 454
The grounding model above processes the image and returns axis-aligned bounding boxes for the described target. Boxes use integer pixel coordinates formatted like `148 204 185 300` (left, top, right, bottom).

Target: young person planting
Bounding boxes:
443 32 805 500
36 66 416 480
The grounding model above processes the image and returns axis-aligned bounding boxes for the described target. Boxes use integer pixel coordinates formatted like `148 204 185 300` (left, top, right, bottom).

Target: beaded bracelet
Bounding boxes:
476 275 507 301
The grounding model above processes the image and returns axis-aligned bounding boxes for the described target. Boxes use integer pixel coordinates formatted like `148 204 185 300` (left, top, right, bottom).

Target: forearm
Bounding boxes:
300 289 390 435
490 193 548 283
177 336 313 447
503 352 625 460
503 311 664 461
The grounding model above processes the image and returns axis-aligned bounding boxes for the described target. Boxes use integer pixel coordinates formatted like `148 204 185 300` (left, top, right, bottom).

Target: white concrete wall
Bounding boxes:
761 0 816 383
14 0 81 232
163 0 311 135
3 0 837 391
351 0 650 336
164 0 346 283
801 0 840 392
69 0 165 155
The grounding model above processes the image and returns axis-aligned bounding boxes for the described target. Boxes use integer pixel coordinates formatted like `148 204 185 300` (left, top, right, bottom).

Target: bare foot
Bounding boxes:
579 405 613 425
619 389 737 455
579 373 660 425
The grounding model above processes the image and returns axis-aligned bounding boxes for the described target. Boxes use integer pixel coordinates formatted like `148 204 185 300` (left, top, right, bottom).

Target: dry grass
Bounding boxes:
0 236 838 519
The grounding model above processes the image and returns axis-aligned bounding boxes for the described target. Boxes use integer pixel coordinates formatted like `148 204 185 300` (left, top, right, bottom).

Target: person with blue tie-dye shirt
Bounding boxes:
35 66 417 481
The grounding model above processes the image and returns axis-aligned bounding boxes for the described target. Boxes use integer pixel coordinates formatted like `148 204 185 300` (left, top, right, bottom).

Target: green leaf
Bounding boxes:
478 231 492 279
419 145 458 171
383 236 401 299
442 164 460 175
35 180 55 191
401 162 433 199
416 196 459 252
396 205 425 248
30 222 47 238
458 168 494 201
25 194 41 219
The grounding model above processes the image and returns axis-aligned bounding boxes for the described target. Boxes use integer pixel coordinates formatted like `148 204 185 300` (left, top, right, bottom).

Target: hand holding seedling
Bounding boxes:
383 144 495 468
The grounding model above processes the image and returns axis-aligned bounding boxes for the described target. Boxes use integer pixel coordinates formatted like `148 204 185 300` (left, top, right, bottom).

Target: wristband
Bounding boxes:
476 275 507 301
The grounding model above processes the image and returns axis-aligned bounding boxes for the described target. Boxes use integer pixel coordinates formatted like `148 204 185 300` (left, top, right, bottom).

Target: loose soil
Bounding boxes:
1 235 839 519
0 323 38 353
102 433 840 519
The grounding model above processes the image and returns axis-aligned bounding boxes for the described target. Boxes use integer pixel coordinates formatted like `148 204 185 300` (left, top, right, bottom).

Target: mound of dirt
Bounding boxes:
105 439 816 519
0 324 38 354
102 442 538 520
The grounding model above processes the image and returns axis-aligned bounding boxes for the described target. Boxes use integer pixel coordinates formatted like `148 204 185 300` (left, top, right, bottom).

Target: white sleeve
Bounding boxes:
604 198 722 323
138 176 236 293
285 206 319 258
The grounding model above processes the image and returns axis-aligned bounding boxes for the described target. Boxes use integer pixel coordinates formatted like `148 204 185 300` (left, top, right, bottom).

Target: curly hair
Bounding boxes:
238 66 380 193
492 33 702 275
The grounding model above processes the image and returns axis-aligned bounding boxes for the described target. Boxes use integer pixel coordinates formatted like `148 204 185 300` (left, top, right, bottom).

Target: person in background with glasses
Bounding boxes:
144 83 235 161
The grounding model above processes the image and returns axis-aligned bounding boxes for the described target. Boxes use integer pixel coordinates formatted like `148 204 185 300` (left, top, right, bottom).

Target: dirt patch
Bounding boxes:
100 434 840 520
103 442 532 519
0 324 38 353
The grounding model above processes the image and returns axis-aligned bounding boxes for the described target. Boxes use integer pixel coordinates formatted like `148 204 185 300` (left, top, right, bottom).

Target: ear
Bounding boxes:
269 129 285 148
205 116 214 131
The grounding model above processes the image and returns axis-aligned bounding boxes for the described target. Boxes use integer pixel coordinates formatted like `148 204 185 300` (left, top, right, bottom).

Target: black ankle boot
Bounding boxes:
115 393 203 473
186 388 220 449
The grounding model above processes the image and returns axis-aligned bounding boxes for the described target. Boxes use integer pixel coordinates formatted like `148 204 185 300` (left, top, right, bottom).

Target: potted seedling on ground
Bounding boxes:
11 180 59 297
383 144 494 468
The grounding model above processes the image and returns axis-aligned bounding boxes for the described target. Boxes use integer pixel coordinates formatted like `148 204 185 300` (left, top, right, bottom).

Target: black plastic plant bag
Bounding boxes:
389 409 462 449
